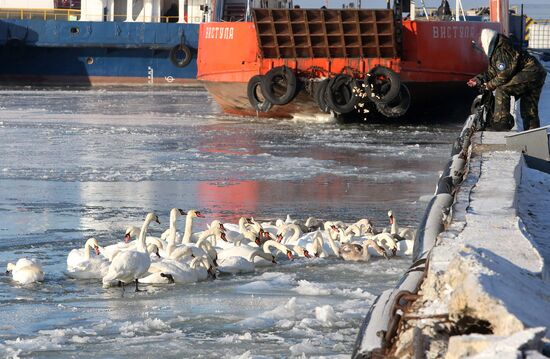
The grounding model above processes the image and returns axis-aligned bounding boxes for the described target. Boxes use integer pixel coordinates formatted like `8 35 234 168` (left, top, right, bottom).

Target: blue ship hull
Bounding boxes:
0 19 199 85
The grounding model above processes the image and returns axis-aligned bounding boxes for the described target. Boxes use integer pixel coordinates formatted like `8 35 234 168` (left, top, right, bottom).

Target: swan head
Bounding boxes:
210 220 225 232
6 262 15 273
211 225 227 242
147 243 161 257
187 210 205 218
146 212 161 225
262 230 273 241
388 210 394 224
170 207 186 218
292 245 310 258
124 226 140 243
86 237 101 255
286 250 294 261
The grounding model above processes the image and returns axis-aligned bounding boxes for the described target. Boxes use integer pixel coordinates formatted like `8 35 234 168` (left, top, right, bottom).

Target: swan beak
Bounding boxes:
155 218 161 224
124 233 131 243
255 237 261 246
94 245 100 255
271 255 277 264
330 225 338 232
246 217 253 224
178 209 186 215
303 250 311 258
286 250 294 261
276 234 283 242
156 252 161 258
220 232 228 242
5 270 11 274
389 215 394 225
196 211 205 218
219 223 226 231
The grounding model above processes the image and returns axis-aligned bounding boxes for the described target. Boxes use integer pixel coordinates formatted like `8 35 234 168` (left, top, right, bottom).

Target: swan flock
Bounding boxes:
6 209 416 290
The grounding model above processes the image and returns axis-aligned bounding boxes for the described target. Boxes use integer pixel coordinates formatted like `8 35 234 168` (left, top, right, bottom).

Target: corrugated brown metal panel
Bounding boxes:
253 9 397 59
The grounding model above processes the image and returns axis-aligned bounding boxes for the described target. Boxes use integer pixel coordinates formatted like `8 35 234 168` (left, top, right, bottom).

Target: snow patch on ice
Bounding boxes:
119 318 171 337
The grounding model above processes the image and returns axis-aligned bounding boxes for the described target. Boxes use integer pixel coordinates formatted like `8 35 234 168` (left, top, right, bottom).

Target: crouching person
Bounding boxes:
468 28 547 131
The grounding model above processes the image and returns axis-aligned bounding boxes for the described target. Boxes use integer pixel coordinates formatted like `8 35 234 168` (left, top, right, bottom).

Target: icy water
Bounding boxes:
0 88 461 358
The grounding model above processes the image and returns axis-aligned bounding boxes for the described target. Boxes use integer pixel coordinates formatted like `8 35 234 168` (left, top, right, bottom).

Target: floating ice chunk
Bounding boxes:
236 297 297 330
294 280 330 296
315 305 338 327
119 318 170 337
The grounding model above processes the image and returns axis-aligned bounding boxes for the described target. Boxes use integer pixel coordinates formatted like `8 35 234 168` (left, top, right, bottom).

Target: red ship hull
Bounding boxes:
198 12 501 119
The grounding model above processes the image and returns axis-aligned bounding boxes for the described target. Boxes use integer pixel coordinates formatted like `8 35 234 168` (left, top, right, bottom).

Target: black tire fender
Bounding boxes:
313 79 331 113
260 66 298 106
326 74 359 114
375 83 411 118
247 75 273 112
364 66 401 104
169 44 193 68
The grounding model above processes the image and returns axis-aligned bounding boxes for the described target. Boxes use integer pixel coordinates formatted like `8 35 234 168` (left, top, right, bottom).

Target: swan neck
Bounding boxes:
84 241 92 259
263 240 287 255
138 217 152 252
326 234 339 255
391 217 398 235
288 225 301 244
182 214 194 244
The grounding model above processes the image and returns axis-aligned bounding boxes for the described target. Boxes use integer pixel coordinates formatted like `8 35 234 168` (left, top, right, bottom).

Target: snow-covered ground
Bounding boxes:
392 59 550 357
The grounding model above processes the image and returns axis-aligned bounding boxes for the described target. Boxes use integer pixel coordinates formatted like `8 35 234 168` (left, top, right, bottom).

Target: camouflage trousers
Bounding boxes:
493 69 547 130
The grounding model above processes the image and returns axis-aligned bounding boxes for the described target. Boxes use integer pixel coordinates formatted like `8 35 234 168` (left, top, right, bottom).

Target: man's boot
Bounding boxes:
491 113 514 131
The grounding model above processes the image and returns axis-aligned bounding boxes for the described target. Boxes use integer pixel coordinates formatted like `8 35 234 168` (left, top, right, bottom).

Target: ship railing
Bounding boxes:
0 9 202 23
0 8 81 21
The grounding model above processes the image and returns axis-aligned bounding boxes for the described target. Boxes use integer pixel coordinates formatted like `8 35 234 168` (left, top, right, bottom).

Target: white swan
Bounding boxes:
66 238 110 279
305 229 339 257
339 239 388 262
366 232 399 256
159 208 187 258
388 210 417 241
263 240 295 261
224 217 259 245
102 212 160 291
6 258 44 285
217 251 262 274
181 209 205 244
139 256 208 284
158 208 186 240
276 223 302 245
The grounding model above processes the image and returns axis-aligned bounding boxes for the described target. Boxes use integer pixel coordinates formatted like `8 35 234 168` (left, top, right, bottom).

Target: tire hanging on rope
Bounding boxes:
364 66 401 104
247 75 273 112
169 44 193 68
260 66 298 106
375 83 411 118
325 74 359 114
313 79 331 113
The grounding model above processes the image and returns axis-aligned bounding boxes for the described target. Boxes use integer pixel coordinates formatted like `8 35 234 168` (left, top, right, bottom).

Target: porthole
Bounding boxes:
86 57 94 65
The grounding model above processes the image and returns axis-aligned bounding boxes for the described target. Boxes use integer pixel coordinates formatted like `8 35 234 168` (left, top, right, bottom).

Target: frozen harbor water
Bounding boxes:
0 88 461 358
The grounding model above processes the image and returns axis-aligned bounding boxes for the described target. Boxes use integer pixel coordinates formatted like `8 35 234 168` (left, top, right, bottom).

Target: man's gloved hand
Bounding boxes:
467 78 479 87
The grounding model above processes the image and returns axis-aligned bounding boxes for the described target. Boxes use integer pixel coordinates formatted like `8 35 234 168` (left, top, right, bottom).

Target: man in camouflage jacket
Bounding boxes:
468 28 546 131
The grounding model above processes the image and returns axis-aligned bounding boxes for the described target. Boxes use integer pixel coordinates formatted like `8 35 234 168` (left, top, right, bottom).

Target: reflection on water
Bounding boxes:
0 88 462 357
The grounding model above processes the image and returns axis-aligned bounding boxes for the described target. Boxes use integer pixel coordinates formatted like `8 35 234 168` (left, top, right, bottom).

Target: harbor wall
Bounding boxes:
353 88 550 358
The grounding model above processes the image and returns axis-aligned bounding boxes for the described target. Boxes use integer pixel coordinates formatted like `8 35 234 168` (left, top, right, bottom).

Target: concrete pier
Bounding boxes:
390 130 550 358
